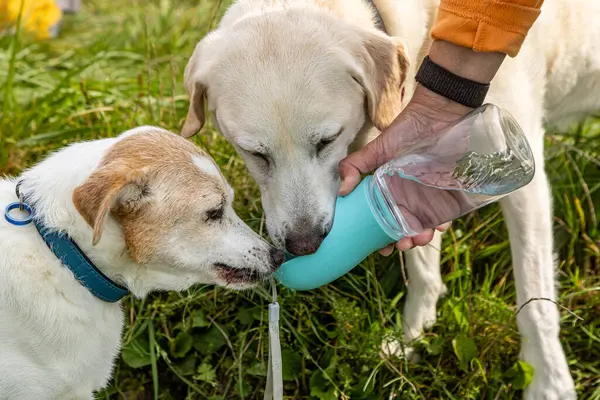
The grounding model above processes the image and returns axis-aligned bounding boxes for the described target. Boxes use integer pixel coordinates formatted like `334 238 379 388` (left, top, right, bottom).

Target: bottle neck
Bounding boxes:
365 174 416 241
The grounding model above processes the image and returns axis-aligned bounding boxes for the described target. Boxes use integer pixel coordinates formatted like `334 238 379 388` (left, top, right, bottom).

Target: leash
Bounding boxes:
264 280 283 400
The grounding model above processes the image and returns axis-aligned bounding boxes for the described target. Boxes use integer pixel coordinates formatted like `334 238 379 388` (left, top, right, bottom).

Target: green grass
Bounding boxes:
1 1 599 399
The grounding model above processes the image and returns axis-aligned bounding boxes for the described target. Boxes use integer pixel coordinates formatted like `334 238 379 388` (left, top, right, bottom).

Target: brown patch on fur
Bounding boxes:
355 33 410 131
73 129 225 263
73 165 147 246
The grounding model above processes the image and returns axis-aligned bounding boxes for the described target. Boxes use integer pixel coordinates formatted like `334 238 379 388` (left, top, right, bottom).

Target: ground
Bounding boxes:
0 0 599 399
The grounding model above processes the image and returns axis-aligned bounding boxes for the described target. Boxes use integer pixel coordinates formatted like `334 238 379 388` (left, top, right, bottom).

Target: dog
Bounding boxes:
180 0 600 397
0 126 284 399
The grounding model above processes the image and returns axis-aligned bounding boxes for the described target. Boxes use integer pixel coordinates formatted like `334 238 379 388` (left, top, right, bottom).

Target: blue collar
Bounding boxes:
32 218 129 303
10 184 129 303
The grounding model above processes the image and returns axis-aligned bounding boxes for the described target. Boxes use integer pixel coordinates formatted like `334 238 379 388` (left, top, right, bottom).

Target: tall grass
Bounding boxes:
0 0 598 399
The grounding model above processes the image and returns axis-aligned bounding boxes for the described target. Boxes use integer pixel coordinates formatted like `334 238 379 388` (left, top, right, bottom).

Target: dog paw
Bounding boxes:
523 367 576 400
524 383 576 400
520 341 575 400
380 338 421 363
421 307 438 330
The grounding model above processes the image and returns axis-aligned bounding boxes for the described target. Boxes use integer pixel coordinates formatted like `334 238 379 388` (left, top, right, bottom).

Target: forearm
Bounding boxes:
429 40 505 84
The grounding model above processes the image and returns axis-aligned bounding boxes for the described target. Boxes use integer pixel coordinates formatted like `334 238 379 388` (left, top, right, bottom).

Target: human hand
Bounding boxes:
338 85 471 254
338 40 505 254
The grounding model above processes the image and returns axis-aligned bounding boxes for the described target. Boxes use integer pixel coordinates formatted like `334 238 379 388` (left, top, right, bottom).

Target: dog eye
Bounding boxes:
316 131 342 155
205 206 224 222
250 151 270 167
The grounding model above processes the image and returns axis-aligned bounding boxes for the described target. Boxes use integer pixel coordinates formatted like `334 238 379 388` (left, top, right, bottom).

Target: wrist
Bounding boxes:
413 40 505 110
409 84 473 124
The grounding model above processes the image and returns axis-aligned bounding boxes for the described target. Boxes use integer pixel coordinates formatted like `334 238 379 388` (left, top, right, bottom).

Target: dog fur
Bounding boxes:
181 0 600 398
0 126 283 399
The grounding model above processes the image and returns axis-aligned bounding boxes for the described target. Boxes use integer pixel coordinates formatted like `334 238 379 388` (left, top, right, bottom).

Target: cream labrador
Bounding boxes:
0 126 284 399
181 0 600 398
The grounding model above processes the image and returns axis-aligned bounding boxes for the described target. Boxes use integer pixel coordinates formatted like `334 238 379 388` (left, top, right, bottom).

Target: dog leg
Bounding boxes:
500 137 575 400
402 232 446 341
381 231 445 361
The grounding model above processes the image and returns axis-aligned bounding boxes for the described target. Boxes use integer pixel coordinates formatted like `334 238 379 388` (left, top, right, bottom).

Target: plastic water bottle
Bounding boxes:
275 104 535 290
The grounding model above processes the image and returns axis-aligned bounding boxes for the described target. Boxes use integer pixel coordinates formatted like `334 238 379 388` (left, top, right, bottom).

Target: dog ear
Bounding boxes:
181 33 221 139
352 33 410 131
181 80 207 139
73 164 149 246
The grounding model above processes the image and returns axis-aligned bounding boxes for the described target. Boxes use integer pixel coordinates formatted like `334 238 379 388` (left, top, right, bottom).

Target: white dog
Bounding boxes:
0 126 284 399
181 0 600 398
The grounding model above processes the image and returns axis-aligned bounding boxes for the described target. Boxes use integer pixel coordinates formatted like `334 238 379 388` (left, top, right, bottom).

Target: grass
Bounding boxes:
1 0 599 399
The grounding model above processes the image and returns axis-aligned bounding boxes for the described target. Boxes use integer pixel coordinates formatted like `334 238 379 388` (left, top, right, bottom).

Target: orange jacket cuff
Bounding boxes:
430 0 544 57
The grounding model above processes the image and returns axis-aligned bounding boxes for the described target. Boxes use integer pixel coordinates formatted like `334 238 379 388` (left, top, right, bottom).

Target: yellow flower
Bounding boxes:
0 0 62 39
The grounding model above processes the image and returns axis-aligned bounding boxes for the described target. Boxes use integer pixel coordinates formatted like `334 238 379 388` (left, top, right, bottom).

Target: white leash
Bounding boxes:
264 281 283 400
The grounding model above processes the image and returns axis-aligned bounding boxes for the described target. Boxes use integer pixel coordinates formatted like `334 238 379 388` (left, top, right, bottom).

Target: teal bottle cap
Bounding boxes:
275 176 396 291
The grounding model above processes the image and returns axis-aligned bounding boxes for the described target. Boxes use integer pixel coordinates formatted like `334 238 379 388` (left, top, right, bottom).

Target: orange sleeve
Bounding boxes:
430 0 544 57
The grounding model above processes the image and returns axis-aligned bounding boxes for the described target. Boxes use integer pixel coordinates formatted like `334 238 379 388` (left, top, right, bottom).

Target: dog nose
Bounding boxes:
283 216 332 256
285 236 322 256
284 229 329 256
270 247 285 268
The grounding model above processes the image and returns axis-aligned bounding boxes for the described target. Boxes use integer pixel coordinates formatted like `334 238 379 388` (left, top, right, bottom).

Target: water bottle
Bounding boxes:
275 104 535 291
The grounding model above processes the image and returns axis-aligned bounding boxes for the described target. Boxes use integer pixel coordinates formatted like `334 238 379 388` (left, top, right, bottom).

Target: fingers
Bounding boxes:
396 237 415 252
396 229 434 252
378 244 395 256
379 223 451 255
338 137 387 196
437 221 452 231
338 121 404 196
411 229 435 247
338 161 363 196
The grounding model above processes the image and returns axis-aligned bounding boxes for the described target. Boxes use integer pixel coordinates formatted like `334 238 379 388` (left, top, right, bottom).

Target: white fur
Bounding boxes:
184 0 600 398
193 155 221 177
0 127 280 399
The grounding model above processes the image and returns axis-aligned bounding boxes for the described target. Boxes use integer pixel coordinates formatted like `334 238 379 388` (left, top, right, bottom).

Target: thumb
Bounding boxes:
338 131 397 196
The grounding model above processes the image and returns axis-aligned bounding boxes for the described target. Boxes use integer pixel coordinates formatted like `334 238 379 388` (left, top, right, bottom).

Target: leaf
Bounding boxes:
320 348 337 373
121 337 151 369
309 369 328 392
192 310 210 328
193 326 227 355
351 376 375 400
176 354 196 376
171 331 193 358
451 302 469 332
309 370 336 400
282 349 302 381
426 336 444 356
235 381 252 397
452 334 478 371
338 363 353 383
247 361 267 377
252 307 266 321
237 307 254 325
504 360 535 390
195 362 216 384
324 326 339 339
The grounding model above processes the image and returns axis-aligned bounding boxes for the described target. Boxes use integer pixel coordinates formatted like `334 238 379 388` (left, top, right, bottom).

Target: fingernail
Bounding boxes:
339 183 349 196
339 180 352 196
379 246 393 256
